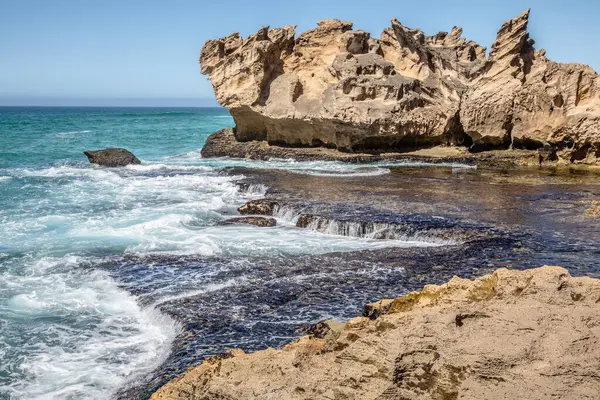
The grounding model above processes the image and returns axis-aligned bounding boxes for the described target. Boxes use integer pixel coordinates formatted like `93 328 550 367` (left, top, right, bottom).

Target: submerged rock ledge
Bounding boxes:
201 128 540 168
152 266 600 399
200 9 600 164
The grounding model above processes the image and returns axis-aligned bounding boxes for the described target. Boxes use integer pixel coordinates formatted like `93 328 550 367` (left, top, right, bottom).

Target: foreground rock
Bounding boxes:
219 217 277 227
83 148 141 167
200 9 600 163
152 266 600 399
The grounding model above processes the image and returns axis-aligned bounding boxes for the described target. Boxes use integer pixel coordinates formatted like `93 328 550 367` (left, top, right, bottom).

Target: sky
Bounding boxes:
1 0 599 106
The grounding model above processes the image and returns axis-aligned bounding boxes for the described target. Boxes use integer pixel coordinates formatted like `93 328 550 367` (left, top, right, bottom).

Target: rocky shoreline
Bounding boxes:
151 266 600 399
202 127 552 168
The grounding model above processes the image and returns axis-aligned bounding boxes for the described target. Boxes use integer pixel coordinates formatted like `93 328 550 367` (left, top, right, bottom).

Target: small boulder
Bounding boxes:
237 199 279 215
219 217 277 227
84 148 141 167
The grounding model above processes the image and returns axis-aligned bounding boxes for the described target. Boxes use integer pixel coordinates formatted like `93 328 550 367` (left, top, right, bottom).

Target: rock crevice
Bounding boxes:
200 9 600 163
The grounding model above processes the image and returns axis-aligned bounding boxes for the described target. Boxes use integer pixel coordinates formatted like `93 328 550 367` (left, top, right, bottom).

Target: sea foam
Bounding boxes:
1 256 180 400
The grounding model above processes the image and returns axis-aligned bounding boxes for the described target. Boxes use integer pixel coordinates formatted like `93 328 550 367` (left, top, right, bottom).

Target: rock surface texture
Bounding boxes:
219 216 277 227
83 148 141 167
200 9 600 163
152 266 600 399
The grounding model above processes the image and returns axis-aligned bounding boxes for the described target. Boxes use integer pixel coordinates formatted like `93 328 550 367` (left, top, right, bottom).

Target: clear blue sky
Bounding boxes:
1 0 598 106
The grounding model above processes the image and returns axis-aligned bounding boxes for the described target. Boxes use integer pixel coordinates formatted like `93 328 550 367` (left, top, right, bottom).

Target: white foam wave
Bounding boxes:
17 165 121 179
197 224 438 257
125 163 213 172
291 167 390 177
1 256 180 400
2 157 450 258
197 157 475 176
151 278 245 307
239 183 269 197
0 176 11 182
1 163 247 256
55 130 92 136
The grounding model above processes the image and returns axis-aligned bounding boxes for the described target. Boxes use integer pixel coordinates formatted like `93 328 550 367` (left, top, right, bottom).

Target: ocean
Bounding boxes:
0 107 446 399
1 107 599 399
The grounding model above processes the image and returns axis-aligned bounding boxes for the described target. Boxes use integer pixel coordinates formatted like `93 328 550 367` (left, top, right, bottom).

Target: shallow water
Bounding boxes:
1 107 599 399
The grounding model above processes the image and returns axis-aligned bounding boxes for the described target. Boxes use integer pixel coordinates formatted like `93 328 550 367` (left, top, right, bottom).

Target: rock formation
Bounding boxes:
200 9 600 163
219 216 277 227
83 148 141 167
237 199 279 215
152 266 600 399
460 9 600 161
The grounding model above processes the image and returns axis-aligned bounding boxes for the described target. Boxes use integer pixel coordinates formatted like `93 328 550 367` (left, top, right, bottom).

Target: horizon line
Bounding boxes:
0 97 221 107
0 105 226 108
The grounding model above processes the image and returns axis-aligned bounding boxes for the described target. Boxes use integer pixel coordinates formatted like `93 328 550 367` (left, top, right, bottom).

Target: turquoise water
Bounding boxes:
0 107 233 399
0 107 229 169
0 107 444 399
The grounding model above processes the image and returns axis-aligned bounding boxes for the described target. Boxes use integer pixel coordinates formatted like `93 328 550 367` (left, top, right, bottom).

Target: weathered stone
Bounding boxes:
537 142 558 166
83 148 141 167
461 9 600 160
200 128 535 167
237 199 279 215
201 9 600 163
363 299 394 319
297 320 346 341
585 202 600 219
151 266 600 399
219 217 277 227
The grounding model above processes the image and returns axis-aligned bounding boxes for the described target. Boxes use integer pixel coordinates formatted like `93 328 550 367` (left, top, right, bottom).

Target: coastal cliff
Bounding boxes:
152 266 600 399
200 9 600 163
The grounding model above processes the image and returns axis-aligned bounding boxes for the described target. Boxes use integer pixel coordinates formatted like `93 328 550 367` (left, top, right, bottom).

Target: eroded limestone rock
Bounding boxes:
151 266 600 399
461 9 600 161
200 9 600 163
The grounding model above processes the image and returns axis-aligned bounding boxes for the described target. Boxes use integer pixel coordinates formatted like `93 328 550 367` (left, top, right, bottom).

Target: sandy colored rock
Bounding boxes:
152 266 600 399
200 10 600 163
460 9 600 161
585 202 600 218
237 199 279 215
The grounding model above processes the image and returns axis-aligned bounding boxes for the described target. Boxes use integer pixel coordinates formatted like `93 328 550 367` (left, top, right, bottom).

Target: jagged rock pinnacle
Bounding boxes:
200 9 600 163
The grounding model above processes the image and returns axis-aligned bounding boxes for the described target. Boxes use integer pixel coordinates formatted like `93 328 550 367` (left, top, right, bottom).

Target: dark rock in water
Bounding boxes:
219 217 277 227
296 214 319 229
83 148 141 167
238 199 279 215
